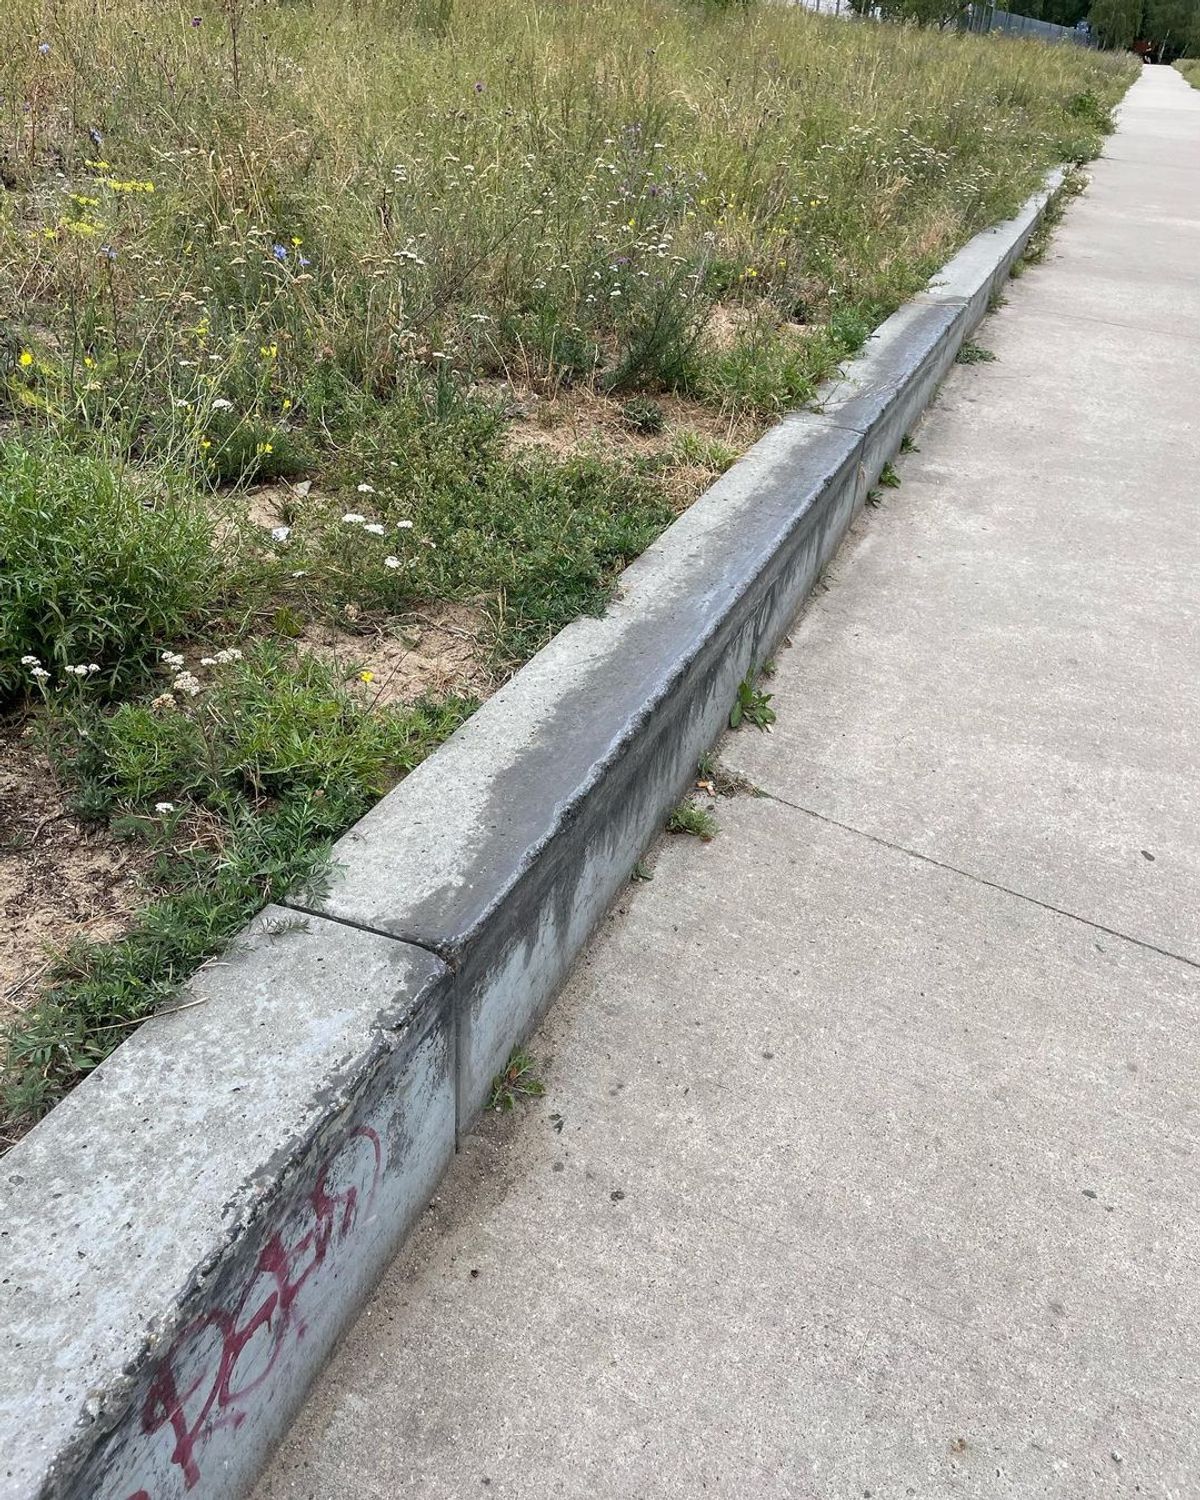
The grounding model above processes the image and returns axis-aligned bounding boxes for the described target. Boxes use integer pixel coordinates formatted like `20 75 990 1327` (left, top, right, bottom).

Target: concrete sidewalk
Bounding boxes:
258 67 1200 1500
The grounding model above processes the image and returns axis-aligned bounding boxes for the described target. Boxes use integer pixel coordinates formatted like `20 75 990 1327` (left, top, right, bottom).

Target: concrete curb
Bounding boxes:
0 167 1064 1500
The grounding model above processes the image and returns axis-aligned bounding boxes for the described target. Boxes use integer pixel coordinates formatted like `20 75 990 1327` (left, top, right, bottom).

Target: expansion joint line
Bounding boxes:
758 791 1200 974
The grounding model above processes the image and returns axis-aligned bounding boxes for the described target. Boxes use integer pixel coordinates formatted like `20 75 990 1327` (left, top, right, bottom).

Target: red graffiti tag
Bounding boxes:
130 1127 382 1495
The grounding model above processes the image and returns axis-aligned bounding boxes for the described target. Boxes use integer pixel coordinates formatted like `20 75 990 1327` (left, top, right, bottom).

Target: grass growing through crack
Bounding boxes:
956 340 998 365
0 0 1134 1133
666 801 718 841
488 1047 547 1112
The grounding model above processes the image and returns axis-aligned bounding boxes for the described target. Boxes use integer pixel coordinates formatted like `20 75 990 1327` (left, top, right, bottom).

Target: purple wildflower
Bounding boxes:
473 80 485 93
272 243 287 262
38 41 51 55
191 14 202 25
99 244 117 261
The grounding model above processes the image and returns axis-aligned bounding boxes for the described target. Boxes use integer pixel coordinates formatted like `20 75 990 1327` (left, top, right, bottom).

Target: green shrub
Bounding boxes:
0 443 218 701
620 396 667 435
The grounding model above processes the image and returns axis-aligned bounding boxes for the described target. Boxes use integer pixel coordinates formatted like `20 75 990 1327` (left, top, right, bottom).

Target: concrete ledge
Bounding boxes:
0 913 453 1499
0 168 1065 1500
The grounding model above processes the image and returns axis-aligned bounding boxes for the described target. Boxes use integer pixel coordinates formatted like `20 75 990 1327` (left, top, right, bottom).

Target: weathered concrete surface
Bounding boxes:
257 67 1200 1498
0 912 452 1500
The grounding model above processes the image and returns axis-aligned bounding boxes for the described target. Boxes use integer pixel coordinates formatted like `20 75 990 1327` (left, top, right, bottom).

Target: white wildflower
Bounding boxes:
151 692 177 711
270 525 292 542
342 512 366 525
396 519 414 530
30 666 50 681
161 650 185 667
364 522 385 536
173 671 202 697
211 397 234 411
383 555 401 569
213 647 243 664
154 801 176 814
20 654 40 666
355 482 375 494
86 663 100 674
200 656 217 667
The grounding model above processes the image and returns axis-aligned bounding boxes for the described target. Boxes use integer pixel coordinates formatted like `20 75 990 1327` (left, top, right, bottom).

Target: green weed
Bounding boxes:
488 1047 547 1111
620 397 666 436
956 341 998 365
729 674 776 730
666 801 718 840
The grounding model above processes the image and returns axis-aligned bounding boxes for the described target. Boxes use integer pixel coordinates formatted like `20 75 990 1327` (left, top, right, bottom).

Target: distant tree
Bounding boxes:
1144 0 1200 55
1088 0 1143 46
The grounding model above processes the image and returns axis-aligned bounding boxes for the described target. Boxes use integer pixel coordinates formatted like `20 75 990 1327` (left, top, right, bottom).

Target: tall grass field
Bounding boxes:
0 0 1134 1132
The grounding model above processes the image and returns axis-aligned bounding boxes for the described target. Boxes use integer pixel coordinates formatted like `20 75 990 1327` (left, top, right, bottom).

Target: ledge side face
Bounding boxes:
0 910 452 1500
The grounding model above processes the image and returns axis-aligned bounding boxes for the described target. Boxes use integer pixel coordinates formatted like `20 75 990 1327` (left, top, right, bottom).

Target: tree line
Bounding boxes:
849 0 1200 56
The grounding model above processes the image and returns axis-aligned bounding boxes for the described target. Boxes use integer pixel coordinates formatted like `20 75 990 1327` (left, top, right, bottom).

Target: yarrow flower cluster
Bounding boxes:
22 654 99 683
151 646 244 703
339 500 421 567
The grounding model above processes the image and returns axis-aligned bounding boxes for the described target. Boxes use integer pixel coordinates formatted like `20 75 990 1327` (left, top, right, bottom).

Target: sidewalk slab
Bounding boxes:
256 796 1200 1500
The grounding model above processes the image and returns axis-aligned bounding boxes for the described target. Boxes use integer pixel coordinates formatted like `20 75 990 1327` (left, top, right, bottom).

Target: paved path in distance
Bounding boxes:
258 66 1200 1500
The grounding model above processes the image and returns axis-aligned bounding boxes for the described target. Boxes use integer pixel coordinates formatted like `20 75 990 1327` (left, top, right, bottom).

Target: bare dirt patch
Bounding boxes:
299 601 497 707
496 384 762 511
0 725 151 1025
